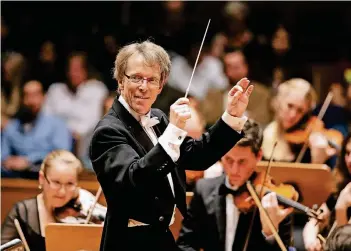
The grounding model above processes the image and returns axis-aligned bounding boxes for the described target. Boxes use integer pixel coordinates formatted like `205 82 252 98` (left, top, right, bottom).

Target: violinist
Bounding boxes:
303 133 351 251
262 78 340 166
1 150 106 251
177 119 293 251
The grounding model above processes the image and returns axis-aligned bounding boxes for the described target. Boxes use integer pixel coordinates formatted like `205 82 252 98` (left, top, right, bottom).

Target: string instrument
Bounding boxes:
242 142 320 251
53 189 106 224
284 116 344 151
233 171 323 221
284 92 344 163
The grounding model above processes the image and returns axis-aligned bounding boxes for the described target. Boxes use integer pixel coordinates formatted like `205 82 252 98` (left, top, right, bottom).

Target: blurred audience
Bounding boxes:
43 52 108 159
31 40 62 92
167 42 228 102
1 80 72 179
201 49 272 127
1 52 27 130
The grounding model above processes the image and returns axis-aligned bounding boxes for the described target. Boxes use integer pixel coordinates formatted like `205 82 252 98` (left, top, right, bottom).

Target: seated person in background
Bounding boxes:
1 80 72 179
303 133 351 251
1 52 26 130
1 150 106 251
323 224 351 251
42 52 108 159
177 120 293 251
200 49 273 127
81 91 117 171
262 78 341 166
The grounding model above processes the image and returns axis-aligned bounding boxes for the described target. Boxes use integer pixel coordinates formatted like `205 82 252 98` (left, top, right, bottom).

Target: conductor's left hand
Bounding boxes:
226 78 253 117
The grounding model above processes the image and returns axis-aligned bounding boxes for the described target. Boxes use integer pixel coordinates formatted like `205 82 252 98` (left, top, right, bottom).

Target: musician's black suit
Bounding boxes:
177 175 292 251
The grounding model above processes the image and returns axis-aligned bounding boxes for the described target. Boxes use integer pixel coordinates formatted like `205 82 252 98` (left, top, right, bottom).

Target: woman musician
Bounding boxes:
1 150 107 251
262 78 344 167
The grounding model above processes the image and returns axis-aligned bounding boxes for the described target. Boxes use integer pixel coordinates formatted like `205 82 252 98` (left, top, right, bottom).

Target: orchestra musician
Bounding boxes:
303 133 351 251
262 78 340 166
177 119 293 251
89 40 253 251
1 150 106 251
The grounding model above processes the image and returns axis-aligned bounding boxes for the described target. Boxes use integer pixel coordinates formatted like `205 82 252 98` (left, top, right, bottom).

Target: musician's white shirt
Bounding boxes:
224 176 275 251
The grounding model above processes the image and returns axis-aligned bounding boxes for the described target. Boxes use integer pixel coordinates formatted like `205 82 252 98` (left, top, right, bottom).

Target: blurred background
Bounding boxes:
2 0 351 171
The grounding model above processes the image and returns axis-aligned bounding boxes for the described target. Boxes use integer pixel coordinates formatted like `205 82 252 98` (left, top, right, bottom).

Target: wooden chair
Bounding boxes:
45 223 103 251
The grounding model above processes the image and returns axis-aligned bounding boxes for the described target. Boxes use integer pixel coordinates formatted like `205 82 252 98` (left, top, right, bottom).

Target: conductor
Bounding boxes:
89 40 253 251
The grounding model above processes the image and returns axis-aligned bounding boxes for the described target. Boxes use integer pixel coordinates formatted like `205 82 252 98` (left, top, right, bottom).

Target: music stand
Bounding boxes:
256 161 335 208
0 239 24 251
45 223 103 251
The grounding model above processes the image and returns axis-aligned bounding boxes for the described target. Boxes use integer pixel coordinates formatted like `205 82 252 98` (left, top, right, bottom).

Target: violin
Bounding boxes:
234 171 322 221
53 188 106 224
284 116 343 151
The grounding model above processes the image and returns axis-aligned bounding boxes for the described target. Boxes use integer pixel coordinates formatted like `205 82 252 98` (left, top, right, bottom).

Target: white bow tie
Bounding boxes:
140 116 160 128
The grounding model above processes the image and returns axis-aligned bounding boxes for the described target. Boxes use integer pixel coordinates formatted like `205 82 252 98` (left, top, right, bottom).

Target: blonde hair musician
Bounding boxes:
1 150 106 251
262 78 338 165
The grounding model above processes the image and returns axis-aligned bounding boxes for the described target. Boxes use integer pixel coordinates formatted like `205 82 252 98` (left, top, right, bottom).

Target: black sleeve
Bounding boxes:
90 125 175 192
178 118 244 171
177 182 207 251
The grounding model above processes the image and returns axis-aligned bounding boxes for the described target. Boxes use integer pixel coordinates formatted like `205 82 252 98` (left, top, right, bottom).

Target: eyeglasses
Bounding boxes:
43 172 77 191
124 73 160 89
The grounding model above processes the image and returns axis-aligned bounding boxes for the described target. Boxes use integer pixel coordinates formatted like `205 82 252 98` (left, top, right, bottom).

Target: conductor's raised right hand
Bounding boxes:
170 98 192 130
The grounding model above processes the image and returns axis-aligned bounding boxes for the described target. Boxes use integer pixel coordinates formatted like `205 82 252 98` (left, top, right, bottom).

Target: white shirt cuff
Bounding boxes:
158 123 188 162
221 111 248 133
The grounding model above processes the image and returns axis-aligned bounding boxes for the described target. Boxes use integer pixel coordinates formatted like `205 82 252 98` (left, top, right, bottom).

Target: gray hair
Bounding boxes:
113 40 171 89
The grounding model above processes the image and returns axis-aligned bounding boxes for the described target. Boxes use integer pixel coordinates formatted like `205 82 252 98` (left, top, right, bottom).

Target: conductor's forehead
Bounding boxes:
126 53 161 76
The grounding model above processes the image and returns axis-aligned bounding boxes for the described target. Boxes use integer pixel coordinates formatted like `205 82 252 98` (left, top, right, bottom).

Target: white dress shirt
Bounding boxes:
224 176 275 251
224 176 240 251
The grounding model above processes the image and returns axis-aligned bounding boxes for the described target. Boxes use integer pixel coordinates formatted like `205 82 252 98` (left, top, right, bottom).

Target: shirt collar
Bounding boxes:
118 95 151 122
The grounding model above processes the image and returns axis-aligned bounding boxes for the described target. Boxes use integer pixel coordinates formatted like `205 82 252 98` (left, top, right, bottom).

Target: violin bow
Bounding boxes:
246 181 288 251
84 186 103 224
295 92 333 163
242 142 279 251
14 218 31 251
184 19 211 98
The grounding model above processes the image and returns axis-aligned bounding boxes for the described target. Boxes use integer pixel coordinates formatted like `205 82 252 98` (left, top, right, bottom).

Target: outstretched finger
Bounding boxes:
228 84 243 97
245 85 254 98
237 77 250 91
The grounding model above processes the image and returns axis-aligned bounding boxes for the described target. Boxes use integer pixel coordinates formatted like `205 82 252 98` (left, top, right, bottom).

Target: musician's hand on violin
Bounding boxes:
226 78 253 118
260 192 294 236
309 132 337 164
